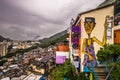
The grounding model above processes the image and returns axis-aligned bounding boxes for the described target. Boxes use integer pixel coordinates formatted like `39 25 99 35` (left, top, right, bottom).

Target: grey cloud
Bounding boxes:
0 0 105 40
0 0 68 26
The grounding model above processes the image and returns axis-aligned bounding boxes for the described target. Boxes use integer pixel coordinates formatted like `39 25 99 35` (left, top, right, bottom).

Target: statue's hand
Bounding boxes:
104 22 108 28
104 16 109 28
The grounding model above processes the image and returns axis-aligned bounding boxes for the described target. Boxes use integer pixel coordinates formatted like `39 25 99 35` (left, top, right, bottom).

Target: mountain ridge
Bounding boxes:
0 35 11 42
40 29 68 43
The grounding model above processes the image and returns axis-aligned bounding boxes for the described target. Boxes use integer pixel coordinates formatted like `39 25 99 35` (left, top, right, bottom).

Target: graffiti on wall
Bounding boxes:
82 16 108 72
71 19 81 71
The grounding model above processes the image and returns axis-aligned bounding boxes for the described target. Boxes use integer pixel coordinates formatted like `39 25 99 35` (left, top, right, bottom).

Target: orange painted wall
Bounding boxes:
58 45 69 52
78 38 81 58
114 30 120 44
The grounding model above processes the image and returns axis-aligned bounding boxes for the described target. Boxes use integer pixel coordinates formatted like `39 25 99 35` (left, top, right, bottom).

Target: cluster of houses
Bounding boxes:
0 40 40 57
0 47 55 80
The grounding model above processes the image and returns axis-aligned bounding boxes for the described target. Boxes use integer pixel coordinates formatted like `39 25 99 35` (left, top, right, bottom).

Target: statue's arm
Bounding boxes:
82 38 86 54
93 26 106 46
93 16 108 46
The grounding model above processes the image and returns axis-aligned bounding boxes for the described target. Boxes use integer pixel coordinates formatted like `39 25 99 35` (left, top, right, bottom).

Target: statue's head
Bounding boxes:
84 17 96 35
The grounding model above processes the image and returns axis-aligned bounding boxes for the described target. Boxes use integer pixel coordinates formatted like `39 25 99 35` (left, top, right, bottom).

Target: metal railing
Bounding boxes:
105 56 120 80
91 66 99 80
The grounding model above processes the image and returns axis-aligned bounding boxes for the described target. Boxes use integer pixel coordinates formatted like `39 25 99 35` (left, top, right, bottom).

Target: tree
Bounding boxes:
108 58 120 80
97 44 120 80
49 59 88 80
97 44 120 64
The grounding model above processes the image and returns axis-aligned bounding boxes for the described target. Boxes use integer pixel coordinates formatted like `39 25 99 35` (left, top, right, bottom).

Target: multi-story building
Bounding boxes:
0 42 8 57
69 0 120 73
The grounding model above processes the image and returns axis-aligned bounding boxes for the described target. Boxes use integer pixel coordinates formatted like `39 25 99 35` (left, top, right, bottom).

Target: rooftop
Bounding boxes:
97 0 116 8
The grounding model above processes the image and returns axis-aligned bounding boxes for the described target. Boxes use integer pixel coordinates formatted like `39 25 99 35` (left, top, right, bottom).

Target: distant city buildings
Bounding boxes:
0 40 40 57
12 41 40 50
0 42 9 57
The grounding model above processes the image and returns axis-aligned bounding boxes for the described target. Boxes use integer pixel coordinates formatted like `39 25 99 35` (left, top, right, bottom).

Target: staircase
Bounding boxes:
91 64 108 80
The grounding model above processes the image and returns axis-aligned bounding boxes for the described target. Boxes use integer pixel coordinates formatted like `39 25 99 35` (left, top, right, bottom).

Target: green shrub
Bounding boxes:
97 44 120 80
97 44 120 64
49 59 88 80
108 60 120 80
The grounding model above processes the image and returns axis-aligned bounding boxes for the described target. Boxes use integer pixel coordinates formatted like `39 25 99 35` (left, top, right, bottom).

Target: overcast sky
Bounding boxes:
0 0 105 40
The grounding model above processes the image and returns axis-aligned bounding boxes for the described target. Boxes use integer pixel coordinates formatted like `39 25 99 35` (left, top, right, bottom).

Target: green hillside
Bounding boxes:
39 30 68 48
40 30 67 43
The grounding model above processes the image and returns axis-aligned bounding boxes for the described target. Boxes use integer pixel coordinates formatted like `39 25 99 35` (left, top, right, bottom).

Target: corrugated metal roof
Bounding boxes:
97 0 116 8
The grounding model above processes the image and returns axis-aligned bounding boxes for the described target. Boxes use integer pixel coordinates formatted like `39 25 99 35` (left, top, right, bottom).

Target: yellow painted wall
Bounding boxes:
78 5 114 71
81 5 114 54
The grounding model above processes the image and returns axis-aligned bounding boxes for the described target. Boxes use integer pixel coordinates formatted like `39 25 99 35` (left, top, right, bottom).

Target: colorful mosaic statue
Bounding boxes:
82 16 108 72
